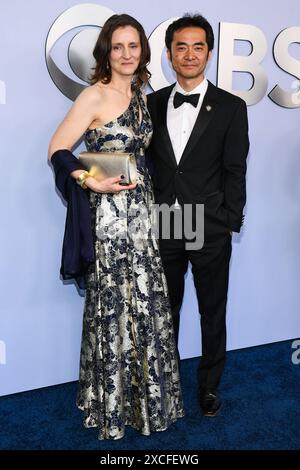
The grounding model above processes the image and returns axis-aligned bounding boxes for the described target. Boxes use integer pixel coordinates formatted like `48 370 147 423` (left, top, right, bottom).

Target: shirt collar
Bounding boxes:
173 77 208 96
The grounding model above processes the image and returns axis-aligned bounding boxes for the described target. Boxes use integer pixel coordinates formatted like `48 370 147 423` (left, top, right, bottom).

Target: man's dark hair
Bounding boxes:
165 14 214 52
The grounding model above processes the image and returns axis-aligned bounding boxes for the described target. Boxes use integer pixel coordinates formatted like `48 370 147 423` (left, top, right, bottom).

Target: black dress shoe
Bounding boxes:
200 391 222 417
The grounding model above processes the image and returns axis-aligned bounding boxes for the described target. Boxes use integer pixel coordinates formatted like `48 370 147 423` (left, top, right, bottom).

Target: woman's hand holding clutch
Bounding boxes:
85 175 137 193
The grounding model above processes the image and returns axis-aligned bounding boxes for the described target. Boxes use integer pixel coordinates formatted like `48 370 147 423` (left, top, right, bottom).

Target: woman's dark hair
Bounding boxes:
90 14 151 87
165 14 214 52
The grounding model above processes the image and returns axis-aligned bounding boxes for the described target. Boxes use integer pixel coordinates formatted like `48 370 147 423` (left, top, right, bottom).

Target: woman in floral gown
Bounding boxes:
48 14 184 440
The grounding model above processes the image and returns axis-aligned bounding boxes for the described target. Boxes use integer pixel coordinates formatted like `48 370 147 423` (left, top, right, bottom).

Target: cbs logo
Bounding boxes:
46 3 300 108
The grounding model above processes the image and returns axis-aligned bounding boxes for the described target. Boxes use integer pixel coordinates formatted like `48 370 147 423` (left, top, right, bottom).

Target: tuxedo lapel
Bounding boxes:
156 84 178 168
179 81 220 167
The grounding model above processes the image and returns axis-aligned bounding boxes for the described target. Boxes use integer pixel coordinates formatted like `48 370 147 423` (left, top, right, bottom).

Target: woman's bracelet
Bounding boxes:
76 170 90 189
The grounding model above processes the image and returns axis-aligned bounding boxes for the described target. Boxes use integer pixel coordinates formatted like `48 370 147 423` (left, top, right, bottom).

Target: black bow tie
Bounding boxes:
173 91 200 109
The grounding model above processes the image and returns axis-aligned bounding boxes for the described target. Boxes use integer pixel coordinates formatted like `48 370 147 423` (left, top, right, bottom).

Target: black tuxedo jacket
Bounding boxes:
146 81 249 234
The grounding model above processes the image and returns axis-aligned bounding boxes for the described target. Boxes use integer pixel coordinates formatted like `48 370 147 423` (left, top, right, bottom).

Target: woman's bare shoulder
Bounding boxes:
75 83 103 105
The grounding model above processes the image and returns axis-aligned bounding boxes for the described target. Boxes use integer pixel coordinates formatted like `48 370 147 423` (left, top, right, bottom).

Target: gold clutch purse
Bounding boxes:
78 151 137 185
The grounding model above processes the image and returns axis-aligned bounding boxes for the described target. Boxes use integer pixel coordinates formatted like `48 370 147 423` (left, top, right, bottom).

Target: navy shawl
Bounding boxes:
50 149 95 289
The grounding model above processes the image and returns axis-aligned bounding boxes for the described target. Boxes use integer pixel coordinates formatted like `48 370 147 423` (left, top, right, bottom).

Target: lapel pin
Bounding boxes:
206 105 212 112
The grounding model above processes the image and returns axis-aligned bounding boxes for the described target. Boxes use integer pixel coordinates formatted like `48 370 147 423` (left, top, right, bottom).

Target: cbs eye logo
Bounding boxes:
45 4 115 101
45 3 175 101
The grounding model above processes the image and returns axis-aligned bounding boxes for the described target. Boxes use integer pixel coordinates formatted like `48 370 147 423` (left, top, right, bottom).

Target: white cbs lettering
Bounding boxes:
217 22 268 106
46 4 300 108
269 27 300 108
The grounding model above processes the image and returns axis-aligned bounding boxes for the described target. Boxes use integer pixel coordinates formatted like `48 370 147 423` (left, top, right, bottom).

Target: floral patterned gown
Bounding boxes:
76 87 184 440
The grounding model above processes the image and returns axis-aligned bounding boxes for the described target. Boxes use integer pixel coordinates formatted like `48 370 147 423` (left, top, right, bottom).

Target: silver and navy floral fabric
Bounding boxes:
76 87 184 440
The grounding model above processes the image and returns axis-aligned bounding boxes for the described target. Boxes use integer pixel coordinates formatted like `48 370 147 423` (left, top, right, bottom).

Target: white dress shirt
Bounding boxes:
167 78 208 206
167 78 208 165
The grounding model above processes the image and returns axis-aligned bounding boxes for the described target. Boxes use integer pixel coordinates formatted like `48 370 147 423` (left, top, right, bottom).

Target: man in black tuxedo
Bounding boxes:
147 14 249 416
